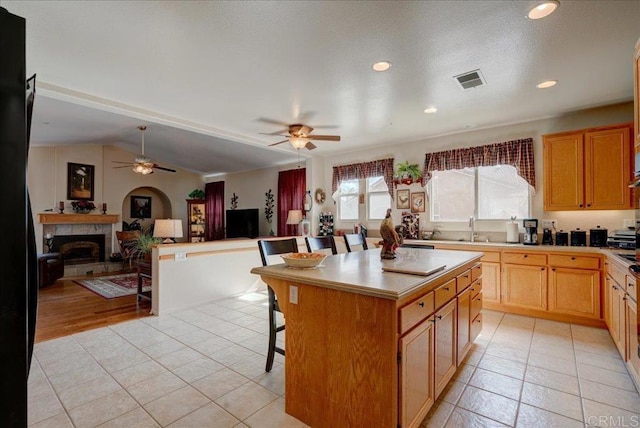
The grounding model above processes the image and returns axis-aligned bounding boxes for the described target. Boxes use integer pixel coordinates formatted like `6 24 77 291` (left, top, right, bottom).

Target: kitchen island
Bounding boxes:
251 247 483 427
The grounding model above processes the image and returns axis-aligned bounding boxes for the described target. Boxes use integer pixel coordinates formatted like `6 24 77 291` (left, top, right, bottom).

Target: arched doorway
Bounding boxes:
122 187 172 234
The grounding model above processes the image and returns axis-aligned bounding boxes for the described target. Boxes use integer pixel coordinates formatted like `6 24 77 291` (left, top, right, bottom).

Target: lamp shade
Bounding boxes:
153 219 183 240
286 210 303 225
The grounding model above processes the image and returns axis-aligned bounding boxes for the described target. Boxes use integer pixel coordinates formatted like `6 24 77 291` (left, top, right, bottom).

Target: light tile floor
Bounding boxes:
28 291 640 427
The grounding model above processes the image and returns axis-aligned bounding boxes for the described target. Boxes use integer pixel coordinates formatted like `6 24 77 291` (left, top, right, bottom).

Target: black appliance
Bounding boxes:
607 229 636 249
589 226 608 247
1 7 35 425
555 230 569 246
570 228 587 246
523 219 538 245
542 228 553 245
226 208 259 238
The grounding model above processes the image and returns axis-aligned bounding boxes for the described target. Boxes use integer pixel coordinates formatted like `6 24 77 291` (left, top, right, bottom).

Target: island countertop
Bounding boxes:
251 247 482 300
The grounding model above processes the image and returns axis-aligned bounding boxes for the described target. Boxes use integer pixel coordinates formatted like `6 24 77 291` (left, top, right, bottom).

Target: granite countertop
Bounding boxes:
251 247 482 300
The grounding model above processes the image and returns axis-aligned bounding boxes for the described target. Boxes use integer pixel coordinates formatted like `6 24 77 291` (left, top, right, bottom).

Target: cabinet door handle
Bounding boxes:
571 257 576 260
579 204 583 207
470 288 475 291
463 275 469 279
587 204 591 207
430 319 436 323
541 267 545 271
613 285 617 290
443 287 450 291
418 302 425 307
436 315 442 320
623 296 628 301
524 255 528 258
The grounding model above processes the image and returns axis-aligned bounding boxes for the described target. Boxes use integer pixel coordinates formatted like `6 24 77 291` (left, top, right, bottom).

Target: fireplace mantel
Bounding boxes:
38 213 119 224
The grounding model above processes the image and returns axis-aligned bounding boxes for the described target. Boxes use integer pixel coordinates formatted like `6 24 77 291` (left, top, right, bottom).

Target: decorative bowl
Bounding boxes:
281 252 327 269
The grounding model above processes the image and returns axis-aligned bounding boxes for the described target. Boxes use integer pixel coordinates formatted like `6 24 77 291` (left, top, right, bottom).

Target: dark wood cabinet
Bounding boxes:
187 199 206 242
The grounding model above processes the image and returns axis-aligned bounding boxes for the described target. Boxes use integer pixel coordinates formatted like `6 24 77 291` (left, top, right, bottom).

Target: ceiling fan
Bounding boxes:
112 126 176 174
260 122 340 150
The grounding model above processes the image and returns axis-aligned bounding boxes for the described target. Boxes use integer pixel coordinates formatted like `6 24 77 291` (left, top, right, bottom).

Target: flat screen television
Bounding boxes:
226 208 260 238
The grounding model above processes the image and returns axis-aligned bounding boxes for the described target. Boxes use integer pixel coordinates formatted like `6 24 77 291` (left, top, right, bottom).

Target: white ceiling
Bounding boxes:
4 0 639 175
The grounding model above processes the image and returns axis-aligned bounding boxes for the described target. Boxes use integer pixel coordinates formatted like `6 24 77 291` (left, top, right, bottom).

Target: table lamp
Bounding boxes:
153 219 183 243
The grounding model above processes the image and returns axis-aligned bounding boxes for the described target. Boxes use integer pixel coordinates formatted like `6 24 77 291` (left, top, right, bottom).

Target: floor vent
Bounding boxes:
454 69 486 90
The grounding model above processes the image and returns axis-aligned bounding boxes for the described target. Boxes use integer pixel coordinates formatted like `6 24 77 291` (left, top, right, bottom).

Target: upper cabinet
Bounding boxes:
635 37 640 150
543 123 633 211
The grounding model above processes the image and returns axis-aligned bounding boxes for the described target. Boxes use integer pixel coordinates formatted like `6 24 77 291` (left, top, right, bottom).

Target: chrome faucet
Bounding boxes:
469 216 475 242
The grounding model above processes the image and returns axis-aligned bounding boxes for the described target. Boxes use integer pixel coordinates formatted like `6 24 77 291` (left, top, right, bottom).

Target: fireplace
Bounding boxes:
51 234 105 265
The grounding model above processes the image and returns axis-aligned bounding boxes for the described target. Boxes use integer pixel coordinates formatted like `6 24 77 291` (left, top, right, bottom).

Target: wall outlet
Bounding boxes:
289 285 298 304
541 219 557 230
175 252 187 262
624 219 633 229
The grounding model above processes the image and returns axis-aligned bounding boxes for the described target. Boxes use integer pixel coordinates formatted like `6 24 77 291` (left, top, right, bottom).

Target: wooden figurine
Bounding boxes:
379 208 402 259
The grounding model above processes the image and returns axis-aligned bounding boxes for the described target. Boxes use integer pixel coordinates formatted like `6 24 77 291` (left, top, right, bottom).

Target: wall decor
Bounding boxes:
130 195 152 219
410 192 425 213
396 189 410 209
230 193 238 210
401 212 420 239
314 188 326 204
67 162 95 200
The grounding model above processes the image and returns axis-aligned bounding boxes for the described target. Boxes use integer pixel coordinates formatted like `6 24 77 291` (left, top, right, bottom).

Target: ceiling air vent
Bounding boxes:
453 69 486 90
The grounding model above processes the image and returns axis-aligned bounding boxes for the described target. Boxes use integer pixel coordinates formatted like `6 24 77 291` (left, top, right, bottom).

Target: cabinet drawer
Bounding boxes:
456 270 472 293
469 278 482 298
549 254 600 269
608 259 627 290
627 275 637 302
435 278 457 310
503 252 547 266
471 313 483 342
481 252 500 263
471 263 482 282
399 292 435 334
471 291 483 320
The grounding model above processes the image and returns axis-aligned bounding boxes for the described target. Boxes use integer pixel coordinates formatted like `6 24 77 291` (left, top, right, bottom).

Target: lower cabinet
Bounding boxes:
399 317 435 428
435 299 457 398
626 298 640 386
456 287 472 366
608 277 627 357
548 267 600 318
481 262 500 304
502 264 547 311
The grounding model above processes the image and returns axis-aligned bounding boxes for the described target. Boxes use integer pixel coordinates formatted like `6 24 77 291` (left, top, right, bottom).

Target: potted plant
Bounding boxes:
188 189 205 200
394 161 423 185
133 233 162 262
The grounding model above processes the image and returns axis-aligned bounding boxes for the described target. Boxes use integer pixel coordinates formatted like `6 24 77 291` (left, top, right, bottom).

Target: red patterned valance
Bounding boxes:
423 138 535 189
332 158 395 199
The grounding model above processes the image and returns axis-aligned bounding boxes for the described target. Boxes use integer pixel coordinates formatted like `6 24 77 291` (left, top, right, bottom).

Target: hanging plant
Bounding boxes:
265 189 274 223
394 161 423 185
230 193 238 210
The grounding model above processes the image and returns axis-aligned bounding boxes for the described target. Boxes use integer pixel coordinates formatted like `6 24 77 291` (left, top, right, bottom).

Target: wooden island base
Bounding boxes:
253 248 483 427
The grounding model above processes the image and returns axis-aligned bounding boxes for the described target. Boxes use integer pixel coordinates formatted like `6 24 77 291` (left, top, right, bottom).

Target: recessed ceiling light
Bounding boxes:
536 80 558 89
424 107 438 114
527 1 559 20
372 61 391 72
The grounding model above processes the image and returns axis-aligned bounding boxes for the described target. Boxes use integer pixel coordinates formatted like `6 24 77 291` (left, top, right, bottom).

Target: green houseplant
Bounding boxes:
188 189 205 199
394 161 423 185
132 233 162 262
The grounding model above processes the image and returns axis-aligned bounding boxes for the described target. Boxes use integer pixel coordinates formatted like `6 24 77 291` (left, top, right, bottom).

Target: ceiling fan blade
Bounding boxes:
112 161 134 164
257 117 291 127
305 142 317 150
269 139 289 147
259 130 289 136
308 135 341 141
309 124 340 129
113 165 133 169
153 165 176 172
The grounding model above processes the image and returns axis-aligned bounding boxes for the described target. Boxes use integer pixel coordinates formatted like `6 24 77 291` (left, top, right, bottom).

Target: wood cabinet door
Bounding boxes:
399 317 434 428
456 288 471 366
434 299 457 398
626 299 640 381
481 262 500 304
548 267 600 318
635 38 640 148
543 132 584 210
502 264 547 311
609 281 627 358
584 126 632 210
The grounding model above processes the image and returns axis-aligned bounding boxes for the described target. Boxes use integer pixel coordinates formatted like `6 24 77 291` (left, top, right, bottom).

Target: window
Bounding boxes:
368 177 391 220
337 176 391 222
430 165 530 221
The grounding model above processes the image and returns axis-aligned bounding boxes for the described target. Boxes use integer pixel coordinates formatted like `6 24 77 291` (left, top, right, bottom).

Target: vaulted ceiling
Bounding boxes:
5 1 639 175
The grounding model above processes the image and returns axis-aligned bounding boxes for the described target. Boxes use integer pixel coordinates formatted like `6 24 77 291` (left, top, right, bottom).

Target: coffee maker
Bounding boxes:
523 219 538 245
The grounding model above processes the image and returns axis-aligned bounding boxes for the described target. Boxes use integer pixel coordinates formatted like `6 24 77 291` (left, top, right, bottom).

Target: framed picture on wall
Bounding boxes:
410 192 426 213
67 162 95 200
131 196 152 219
396 189 410 209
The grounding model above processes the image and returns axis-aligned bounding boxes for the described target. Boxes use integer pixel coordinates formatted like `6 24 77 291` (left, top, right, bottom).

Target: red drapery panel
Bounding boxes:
331 158 395 199
423 138 535 189
205 181 225 240
277 168 306 237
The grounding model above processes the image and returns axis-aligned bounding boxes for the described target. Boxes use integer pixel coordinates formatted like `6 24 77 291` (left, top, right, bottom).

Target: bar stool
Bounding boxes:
305 236 338 255
257 238 298 372
344 232 368 252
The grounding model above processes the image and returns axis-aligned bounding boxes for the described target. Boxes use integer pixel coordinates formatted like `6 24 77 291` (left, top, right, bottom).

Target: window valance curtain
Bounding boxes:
423 138 535 189
331 158 395 199
205 181 225 240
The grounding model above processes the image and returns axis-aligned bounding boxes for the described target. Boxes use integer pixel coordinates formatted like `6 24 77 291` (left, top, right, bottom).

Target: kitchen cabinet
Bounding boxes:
481 262 500 303
548 267 600 319
399 316 434 428
635 37 640 149
434 299 457 398
456 287 471 366
543 123 633 211
626 297 640 386
187 199 206 242
502 252 547 311
607 276 627 358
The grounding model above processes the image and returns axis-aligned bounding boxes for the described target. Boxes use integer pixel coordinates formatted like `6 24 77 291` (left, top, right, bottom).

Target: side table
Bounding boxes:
137 261 152 303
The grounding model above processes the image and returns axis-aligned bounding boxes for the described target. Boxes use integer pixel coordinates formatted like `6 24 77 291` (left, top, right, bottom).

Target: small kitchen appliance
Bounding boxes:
523 219 538 245
555 230 569 246
607 229 636 249
542 228 553 245
570 228 587 246
589 226 608 247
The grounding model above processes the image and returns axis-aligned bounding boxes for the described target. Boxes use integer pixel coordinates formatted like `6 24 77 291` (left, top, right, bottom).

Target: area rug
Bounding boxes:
74 273 150 299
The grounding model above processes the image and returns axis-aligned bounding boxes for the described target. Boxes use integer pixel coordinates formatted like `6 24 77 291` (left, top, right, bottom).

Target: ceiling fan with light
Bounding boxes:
259 121 340 150
113 126 176 174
